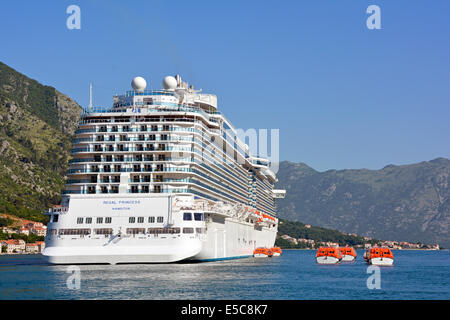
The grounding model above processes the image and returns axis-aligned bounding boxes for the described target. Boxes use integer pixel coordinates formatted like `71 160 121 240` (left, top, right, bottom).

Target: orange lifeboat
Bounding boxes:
270 246 282 257
365 247 394 266
316 247 342 264
253 247 273 258
339 247 357 262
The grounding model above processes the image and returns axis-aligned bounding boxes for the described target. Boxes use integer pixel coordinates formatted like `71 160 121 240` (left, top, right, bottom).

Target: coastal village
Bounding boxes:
279 224 440 250
0 214 46 254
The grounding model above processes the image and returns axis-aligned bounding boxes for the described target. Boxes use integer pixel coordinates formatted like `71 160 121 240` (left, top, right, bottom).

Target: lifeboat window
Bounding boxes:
183 227 194 234
183 212 192 221
157 216 164 223
194 212 204 221
148 216 155 223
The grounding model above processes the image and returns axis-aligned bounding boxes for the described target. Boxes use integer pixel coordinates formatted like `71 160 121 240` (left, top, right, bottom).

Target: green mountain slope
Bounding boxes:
275 159 450 247
0 62 82 221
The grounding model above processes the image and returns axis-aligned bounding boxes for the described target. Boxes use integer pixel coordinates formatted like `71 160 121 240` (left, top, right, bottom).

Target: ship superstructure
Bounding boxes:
42 75 285 264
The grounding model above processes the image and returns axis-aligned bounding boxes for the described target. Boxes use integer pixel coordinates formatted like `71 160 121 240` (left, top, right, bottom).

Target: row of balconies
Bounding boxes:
74 135 194 144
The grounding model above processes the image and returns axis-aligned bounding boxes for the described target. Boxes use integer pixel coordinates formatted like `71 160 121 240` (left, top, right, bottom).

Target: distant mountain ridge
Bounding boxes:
0 61 82 221
275 158 450 247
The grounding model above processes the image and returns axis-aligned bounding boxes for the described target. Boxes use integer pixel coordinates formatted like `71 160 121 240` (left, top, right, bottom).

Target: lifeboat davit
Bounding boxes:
253 247 273 258
316 247 342 264
270 246 282 256
364 247 394 266
339 247 357 262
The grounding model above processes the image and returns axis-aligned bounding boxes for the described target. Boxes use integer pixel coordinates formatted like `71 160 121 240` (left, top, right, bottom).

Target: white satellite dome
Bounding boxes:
162 76 177 90
131 76 147 92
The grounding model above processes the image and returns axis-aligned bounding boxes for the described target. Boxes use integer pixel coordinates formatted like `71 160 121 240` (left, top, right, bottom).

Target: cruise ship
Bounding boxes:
42 75 285 264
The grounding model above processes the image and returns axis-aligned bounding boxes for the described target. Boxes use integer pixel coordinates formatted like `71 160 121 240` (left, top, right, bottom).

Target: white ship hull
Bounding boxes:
42 195 277 264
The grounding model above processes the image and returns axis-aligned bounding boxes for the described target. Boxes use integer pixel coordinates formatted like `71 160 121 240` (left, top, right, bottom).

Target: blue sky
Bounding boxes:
1 0 449 171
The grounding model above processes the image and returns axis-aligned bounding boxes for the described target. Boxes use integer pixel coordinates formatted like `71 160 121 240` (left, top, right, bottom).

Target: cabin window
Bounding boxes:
59 229 91 236
183 227 194 234
94 228 113 235
183 212 192 221
194 213 204 221
157 216 164 223
52 215 59 223
126 228 145 235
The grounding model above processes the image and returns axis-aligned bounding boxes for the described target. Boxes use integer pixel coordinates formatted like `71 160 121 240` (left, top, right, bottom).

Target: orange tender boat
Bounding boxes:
253 247 273 258
316 247 342 264
364 247 394 266
339 247 357 262
270 246 282 256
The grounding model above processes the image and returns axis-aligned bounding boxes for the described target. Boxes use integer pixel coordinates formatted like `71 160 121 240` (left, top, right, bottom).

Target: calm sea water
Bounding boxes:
0 250 448 300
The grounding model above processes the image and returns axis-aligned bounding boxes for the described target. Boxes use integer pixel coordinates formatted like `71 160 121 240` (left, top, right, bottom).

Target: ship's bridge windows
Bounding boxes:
137 217 144 223
183 212 192 221
52 214 59 223
77 217 84 224
194 213 204 221
105 217 112 224
85 217 92 224
183 227 194 234
97 217 103 224
129 217 136 224
157 216 164 223
149 216 155 223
